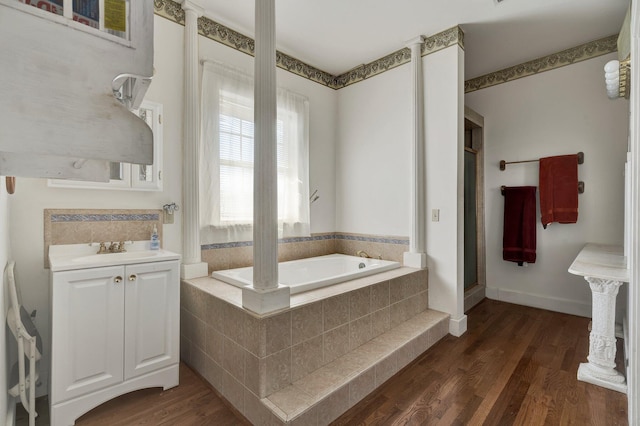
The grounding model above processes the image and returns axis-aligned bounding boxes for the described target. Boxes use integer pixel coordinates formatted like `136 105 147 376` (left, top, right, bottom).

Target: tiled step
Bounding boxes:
259 309 450 425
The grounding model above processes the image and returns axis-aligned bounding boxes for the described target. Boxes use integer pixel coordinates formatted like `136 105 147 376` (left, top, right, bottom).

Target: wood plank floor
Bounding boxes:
23 299 628 425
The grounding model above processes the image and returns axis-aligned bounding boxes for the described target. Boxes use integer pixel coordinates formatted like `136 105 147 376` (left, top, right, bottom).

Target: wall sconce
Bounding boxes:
605 60 620 100
605 59 631 100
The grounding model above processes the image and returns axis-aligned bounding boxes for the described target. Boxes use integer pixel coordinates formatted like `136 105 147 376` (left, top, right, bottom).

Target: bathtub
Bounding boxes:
212 254 401 294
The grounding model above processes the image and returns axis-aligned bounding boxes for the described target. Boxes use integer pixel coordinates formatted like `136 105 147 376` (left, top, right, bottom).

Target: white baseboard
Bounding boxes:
449 315 467 337
485 287 591 318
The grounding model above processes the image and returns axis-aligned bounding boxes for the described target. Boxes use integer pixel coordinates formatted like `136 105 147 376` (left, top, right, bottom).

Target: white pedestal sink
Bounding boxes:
569 243 629 394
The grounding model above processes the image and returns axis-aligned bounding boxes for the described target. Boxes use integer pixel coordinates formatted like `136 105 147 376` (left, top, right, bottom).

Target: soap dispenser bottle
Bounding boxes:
150 224 160 250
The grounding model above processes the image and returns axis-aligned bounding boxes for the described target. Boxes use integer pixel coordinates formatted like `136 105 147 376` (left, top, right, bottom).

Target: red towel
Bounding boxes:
539 155 579 228
503 186 537 265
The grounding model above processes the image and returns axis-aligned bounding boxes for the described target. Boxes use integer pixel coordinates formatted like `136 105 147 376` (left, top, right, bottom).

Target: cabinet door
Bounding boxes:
51 265 125 404
124 261 179 380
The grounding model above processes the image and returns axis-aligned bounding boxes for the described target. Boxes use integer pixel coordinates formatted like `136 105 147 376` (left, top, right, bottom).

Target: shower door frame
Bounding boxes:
463 106 486 312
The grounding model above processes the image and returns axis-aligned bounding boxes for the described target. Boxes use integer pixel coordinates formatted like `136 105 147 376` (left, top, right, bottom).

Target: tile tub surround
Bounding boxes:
181 267 448 424
201 232 409 273
44 209 163 268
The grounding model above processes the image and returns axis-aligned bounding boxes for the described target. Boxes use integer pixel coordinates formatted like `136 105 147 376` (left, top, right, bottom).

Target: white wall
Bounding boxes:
7 15 337 398
0 177 10 424
335 65 411 236
336 45 467 334
425 46 467 335
466 52 629 317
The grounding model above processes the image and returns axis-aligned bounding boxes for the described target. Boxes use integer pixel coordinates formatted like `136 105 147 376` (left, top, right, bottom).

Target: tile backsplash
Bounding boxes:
44 209 163 268
201 232 409 273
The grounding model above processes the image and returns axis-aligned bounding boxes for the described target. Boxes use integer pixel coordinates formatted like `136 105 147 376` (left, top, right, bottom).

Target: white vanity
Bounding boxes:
48 243 181 426
569 243 628 393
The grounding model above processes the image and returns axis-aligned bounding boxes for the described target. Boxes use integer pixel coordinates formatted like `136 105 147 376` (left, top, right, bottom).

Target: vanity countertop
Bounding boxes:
49 241 181 272
568 243 629 282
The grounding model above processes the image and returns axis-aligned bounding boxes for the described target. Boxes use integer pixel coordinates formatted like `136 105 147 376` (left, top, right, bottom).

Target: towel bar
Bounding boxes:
500 152 584 171
501 181 584 195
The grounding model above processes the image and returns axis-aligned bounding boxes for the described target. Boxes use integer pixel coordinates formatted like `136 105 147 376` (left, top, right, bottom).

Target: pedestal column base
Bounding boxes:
242 285 290 315
577 362 627 393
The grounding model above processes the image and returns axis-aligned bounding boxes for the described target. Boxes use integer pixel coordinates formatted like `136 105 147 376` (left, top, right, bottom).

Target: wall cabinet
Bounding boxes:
49 259 179 425
0 0 155 181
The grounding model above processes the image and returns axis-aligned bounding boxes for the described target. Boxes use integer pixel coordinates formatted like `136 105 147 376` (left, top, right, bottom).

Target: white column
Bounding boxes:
578 277 627 393
179 0 208 279
404 36 427 269
242 0 290 313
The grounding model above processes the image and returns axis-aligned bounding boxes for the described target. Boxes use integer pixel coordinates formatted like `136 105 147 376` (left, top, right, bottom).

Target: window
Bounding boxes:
200 61 310 244
48 100 163 191
18 0 130 41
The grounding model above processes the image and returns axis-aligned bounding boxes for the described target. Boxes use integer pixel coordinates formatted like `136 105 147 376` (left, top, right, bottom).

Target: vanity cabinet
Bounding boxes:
49 259 179 425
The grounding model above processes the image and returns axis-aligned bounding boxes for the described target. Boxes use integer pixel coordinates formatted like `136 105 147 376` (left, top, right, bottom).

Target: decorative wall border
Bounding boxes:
50 213 160 222
154 0 616 92
200 232 408 251
465 34 619 93
153 0 462 90
334 26 464 89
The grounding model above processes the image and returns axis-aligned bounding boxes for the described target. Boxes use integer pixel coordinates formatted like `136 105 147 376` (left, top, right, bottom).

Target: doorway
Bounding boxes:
464 106 486 312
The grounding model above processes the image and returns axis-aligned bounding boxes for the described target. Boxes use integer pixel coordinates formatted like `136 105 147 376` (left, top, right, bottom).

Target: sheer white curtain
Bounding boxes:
200 61 310 244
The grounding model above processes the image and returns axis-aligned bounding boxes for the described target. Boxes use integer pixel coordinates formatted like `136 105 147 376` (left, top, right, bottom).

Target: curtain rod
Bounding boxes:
499 151 584 171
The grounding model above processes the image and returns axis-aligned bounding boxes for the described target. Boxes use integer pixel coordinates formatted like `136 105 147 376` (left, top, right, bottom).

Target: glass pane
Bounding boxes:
21 0 63 16
464 150 478 290
109 162 124 181
73 0 99 30
104 0 128 38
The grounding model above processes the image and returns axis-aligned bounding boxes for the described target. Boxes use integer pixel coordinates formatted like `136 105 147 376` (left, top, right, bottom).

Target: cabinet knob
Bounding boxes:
128 274 137 281
114 276 123 284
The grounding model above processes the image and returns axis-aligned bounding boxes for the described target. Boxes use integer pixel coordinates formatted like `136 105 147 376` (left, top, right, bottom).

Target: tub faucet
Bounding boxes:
356 250 382 260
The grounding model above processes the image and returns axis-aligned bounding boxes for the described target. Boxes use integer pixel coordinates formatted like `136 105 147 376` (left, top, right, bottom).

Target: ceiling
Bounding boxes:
198 0 630 79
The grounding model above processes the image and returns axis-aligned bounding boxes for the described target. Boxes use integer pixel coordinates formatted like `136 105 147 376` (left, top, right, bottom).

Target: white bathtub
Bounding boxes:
211 254 401 294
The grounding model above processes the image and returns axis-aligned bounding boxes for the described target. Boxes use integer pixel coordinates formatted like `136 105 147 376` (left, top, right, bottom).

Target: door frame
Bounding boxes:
464 106 486 312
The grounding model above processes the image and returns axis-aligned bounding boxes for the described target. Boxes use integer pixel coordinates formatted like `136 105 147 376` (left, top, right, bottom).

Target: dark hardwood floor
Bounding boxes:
333 299 628 426
24 299 627 425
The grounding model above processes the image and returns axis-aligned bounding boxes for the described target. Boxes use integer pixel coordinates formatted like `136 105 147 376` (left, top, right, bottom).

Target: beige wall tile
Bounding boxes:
383 242 408 263
349 314 372 350
370 281 390 312
265 311 292 355
180 335 191 363
265 349 292 396
205 359 224 393
223 303 246 346
349 286 371 320
375 354 398 386
289 408 318 426
244 352 266 397
204 293 225 332
323 324 349 364
316 384 350 425
267 382 314 420
180 308 193 341
188 345 209 379
191 317 206 352
349 367 376 405
292 368 343 399
244 389 285 426
202 248 230 272
228 245 253 269
181 282 205 320
390 298 412 328
371 307 391 338
205 325 224 365
222 371 245 414
323 293 349 331
244 314 266 357
51 222 94 245
291 302 323 346
291 335 323 383
223 337 245 383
